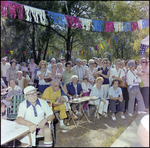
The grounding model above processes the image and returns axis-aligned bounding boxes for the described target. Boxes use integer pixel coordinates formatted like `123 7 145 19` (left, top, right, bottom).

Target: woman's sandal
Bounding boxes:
72 114 78 120
103 113 108 117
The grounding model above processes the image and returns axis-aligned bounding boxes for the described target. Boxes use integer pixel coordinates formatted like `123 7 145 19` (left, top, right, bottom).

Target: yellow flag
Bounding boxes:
47 51 49 55
100 44 103 49
10 50 13 55
104 42 106 47
81 51 83 55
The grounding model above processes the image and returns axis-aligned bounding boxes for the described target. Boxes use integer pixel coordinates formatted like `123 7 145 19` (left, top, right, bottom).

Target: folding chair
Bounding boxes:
87 98 101 121
7 94 25 120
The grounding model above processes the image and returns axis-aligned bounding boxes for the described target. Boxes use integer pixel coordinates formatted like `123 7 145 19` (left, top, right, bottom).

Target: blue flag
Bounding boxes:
114 36 117 43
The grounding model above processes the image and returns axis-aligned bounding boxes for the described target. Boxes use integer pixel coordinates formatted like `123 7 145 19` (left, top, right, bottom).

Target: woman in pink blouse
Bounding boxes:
28 58 37 79
137 58 149 109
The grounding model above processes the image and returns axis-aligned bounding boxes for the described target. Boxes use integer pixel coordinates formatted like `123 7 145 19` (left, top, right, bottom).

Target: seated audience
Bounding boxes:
21 62 28 72
55 73 78 120
62 62 77 85
89 77 109 119
41 79 69 130
6 59 18 82
56 62 64 75
17 86 55 147
67 75 83 115
1 78 22 107
16 71 28 91
81 76 92 110
37 60 51 93
108 79 126 121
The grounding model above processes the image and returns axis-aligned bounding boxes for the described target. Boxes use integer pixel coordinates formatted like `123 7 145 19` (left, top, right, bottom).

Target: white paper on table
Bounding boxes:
1 119 29 145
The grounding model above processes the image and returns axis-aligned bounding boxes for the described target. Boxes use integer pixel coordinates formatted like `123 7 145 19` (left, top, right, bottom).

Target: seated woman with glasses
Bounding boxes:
37 60 51 93
55 73 78 120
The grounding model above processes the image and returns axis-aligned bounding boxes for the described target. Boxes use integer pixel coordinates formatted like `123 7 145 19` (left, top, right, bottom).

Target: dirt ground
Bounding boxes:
4 107 139 147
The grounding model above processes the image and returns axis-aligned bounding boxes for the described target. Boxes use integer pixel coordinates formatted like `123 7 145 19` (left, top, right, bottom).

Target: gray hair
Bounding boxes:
89 59 94 64
55 73 62 77
17 71 23 74
128 60 135 68
115 59 121 64
51 79 60 85
57 62 63 66
51 58 56 62
71 75 78 81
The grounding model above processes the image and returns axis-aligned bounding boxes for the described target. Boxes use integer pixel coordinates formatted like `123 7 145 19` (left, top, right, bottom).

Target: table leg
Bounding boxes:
66 102 77 128
28 133 32 147
81 104 91 123
13 139 15 147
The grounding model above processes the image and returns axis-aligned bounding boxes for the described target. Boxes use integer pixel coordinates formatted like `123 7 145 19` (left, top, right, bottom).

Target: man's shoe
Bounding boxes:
59 124 69 130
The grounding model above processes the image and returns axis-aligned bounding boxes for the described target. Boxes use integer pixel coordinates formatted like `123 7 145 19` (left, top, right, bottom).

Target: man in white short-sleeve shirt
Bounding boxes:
16 86 55 147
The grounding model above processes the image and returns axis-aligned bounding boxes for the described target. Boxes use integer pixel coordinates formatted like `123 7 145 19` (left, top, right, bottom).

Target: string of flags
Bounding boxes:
1 1 149 57
1 1 149 33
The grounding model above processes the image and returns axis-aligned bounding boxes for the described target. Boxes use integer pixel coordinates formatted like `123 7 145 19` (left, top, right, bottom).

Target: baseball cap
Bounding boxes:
24 86 37 95
60 56 65 60
76 58 81 62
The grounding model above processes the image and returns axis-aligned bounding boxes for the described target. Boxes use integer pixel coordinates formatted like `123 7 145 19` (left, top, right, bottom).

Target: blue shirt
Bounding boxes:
98 67 110 84
108 86 122 100
67 82 83 96
34 68 40 80
60 81 66 96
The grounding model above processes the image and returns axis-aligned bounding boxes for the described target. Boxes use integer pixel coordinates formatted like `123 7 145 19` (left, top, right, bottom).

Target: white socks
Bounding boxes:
59 119 64 126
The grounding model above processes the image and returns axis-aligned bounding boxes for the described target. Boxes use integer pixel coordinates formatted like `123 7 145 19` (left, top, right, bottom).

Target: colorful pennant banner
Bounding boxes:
10 50 13 55
1 1 149 33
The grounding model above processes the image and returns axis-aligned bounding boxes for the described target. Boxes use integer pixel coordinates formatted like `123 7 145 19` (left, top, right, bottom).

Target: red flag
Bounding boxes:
24 51 26 56
108 39 111 48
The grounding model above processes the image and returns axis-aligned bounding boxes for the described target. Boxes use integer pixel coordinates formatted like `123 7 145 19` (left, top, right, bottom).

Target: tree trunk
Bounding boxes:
32 23 37 64
66 27 71 61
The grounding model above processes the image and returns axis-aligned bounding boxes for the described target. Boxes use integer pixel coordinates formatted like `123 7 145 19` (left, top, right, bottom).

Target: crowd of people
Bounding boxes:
1 55 149 146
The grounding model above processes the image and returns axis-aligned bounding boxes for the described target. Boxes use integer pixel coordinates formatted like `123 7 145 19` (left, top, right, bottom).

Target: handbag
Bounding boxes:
118 70 127 88
44 77 52 82
139 78 143 88
43 70 52 82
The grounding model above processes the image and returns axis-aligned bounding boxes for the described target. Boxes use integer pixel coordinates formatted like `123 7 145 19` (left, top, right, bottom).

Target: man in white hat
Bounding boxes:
16 86 55 147
73 58 87 84
1 57 10 85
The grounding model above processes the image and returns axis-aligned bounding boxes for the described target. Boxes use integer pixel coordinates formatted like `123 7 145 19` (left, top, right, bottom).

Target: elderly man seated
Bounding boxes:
89 77 109 119
17 86 55 147
41 79 69 130
16 71 28 91
1 78 22 107
66 75 83 115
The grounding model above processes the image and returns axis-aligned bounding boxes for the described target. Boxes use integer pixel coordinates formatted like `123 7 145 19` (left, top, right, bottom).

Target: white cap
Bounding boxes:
76 58 81 62
24 86 37 95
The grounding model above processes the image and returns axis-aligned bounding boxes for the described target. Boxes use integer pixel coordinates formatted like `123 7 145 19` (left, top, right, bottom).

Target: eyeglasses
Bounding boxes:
90 63 94 65
54 85 59 87
103 62 108 64
56 77 61 79
61 59 65 61
142 61 147 63
41 63 46 65
26 92 37 97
